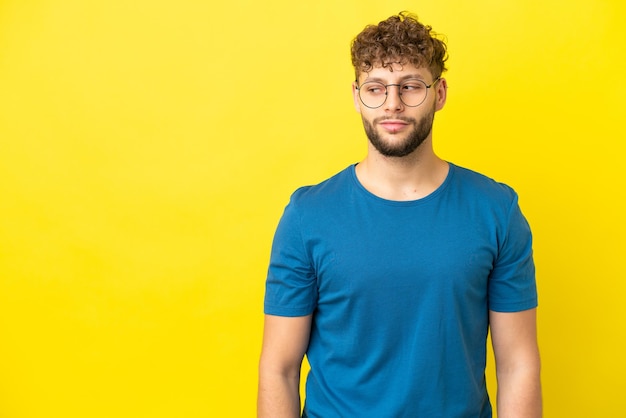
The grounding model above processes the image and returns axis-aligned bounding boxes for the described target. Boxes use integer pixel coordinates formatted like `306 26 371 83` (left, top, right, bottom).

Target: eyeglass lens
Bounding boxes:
358 79 430 108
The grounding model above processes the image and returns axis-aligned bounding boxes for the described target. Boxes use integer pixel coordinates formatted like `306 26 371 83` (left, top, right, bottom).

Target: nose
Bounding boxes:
384 84 404 111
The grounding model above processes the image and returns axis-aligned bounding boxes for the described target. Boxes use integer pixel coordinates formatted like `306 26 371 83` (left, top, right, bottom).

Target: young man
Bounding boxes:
258 12 541 418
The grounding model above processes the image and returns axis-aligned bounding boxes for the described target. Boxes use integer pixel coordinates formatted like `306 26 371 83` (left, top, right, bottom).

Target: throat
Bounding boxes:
355 158 449 202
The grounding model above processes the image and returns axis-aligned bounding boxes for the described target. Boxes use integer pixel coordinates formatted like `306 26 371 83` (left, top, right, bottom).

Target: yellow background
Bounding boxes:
1 0 624 417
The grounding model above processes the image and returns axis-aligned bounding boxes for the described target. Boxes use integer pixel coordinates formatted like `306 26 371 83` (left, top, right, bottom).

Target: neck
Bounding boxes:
355 139 449 201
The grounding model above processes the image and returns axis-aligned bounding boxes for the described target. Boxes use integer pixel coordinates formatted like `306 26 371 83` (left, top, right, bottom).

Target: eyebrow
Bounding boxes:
362 74 426 84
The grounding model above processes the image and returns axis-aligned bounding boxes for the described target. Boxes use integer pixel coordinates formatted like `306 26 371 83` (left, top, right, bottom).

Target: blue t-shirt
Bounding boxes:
264 163 537 418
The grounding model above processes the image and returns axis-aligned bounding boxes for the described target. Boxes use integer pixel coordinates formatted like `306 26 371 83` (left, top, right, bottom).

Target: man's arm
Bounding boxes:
258 314 312 418
490 308 542 418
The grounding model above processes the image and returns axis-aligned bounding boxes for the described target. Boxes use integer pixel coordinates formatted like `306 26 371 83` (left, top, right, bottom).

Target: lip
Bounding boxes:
379 120 409 133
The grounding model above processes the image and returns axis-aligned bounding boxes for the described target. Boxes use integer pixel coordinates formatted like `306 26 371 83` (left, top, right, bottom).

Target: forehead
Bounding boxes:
359 63 432 82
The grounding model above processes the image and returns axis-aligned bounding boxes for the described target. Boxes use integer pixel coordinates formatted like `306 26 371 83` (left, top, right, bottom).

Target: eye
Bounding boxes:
362 82 386 95
402 82 425 91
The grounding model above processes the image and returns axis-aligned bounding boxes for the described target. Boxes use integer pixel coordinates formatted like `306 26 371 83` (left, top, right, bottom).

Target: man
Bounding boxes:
258 12 541 418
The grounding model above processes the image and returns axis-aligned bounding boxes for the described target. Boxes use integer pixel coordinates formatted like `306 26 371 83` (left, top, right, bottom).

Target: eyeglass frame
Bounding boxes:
355 77 441 109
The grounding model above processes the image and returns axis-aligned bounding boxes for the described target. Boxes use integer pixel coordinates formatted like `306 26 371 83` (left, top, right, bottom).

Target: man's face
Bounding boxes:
353 63 445 158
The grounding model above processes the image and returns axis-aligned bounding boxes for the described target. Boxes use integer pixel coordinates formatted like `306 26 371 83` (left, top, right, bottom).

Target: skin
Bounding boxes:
258 63 542 418
351 63 449 201
490 309 543 417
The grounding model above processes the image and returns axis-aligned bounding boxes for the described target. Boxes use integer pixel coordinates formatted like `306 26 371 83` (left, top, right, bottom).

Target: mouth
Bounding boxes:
378 119 410 133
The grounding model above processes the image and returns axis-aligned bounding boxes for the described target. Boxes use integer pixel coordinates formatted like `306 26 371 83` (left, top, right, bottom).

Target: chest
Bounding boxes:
305 201 500 305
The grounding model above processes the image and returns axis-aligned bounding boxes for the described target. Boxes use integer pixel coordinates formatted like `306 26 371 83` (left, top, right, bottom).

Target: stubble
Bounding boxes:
362 106 436 158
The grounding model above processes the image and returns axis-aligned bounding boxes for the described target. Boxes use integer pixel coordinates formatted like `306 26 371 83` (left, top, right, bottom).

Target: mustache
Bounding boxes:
373 116 416 124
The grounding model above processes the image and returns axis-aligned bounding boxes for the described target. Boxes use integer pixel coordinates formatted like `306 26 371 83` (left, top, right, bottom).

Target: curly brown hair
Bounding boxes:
350 12 448 80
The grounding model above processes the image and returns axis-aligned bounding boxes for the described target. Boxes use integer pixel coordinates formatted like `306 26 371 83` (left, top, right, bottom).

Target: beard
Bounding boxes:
362 105 436 158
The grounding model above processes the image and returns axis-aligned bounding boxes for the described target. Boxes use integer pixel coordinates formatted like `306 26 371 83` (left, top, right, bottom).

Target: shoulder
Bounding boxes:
449 163 519 206
288 165 355 209
273 166 355 248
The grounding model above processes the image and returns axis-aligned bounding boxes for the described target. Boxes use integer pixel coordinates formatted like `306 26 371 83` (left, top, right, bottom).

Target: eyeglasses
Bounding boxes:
356 77 440 109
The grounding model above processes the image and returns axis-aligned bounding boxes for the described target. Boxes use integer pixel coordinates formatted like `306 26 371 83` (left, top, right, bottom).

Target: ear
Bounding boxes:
352 81 362 113
434 77 448 111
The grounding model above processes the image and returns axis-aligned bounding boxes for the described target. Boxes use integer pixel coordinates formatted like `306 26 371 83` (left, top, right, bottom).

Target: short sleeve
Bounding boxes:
264 191 318 317
488 193 538 312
